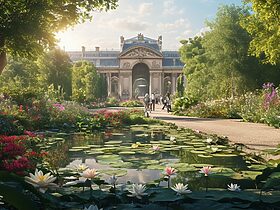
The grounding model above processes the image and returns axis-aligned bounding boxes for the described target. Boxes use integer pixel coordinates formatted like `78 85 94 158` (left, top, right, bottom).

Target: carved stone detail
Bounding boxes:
152 60 161 68
123 62 131 68
122 47 161 58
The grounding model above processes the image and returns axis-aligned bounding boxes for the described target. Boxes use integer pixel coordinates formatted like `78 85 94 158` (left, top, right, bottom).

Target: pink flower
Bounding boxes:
200 166 212 176
152 145 160 151
53 103 65 111
165 166 176 176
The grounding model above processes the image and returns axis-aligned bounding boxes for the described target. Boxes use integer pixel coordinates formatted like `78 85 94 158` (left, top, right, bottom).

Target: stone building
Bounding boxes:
67 34 184 100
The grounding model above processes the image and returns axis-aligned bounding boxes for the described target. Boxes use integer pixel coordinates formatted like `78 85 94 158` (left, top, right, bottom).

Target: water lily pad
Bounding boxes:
118 151 136 155
68 148 84 152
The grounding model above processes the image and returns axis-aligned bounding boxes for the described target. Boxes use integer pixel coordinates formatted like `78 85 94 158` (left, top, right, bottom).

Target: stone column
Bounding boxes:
159 72 163 95
172 73 176 94
149 72 152 95
107 73 111 97
129 73 132 99
119 74 123 99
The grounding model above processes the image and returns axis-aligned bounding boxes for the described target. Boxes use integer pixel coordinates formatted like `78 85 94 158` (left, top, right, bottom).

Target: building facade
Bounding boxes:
67 34 184 100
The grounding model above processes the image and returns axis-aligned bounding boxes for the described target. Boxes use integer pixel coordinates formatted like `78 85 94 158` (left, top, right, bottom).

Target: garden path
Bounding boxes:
151 105 280 152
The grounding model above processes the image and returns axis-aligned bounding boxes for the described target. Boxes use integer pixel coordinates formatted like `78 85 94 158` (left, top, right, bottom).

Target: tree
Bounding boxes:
72 61 98 103
37 49 72 99
202 5 263 98
179 36 212 100
240 0 280 65
0 0 118 73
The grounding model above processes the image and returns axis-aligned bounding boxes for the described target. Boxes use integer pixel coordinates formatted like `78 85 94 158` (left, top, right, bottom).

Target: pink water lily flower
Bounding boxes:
81 169 98 179
200 166 212 176
165 166 176 176
152 145 160 151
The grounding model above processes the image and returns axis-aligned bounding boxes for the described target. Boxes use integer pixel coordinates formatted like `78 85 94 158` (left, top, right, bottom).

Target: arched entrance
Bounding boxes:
132 63 150 98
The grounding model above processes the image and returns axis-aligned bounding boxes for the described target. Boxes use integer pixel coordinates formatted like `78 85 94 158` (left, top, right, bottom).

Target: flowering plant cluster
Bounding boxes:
0 133 46 175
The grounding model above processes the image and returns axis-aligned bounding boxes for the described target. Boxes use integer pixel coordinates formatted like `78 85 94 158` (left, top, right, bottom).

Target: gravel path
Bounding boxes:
151 105 280 151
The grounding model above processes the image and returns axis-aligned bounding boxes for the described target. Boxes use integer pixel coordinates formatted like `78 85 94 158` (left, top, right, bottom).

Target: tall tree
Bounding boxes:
37 49 72 99
240 0 280 65
202 5 263 98
0 0 118 73
72 61 98 103
179 36 211 100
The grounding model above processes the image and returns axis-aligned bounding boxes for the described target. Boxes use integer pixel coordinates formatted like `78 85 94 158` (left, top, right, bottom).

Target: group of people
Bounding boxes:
143 92 172 113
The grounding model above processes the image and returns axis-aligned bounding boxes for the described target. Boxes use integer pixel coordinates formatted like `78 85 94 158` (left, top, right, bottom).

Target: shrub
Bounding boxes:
120 100 143 107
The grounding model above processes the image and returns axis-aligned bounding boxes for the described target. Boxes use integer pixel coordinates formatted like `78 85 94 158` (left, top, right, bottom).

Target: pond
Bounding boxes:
41 124 266 191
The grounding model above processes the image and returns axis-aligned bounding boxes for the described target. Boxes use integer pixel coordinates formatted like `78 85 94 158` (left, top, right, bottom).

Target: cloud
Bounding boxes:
139 2 153 15
195 26 211 36
158 18 190 31
163 0 183 15
108 18 150 31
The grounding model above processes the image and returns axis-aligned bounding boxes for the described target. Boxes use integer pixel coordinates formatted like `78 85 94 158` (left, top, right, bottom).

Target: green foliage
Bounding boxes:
37 49 72 99
176 74 185 97
241 0 280 65
0 0 118 72
120 100 143 107
179 5 280 102
105 97 120 107
72 61 104 103
173 95 198 113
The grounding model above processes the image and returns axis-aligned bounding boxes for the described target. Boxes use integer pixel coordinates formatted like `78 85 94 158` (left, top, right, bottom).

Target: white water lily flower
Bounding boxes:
128 184 148 199
81 169 98 179
227 183 241 192
171 183 192 195
25 169 57 193
68 163 88 172
84 205 100 210
170 136 176 142
0 195 4 204
206 138 213 144
107 175 118 185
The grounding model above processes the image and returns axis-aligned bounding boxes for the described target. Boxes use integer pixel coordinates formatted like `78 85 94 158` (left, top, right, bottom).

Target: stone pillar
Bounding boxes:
159 72 163 95
129 73 132 99
119 74 123 99
149 72 152 95
172 73 176 94
107 73 111 97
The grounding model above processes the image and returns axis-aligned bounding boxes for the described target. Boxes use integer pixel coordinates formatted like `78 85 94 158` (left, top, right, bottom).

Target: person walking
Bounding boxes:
143 93 150 112
151 92 156 111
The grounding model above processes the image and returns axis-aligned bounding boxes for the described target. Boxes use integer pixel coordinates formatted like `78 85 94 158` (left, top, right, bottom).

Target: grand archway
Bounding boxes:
132 63 150 98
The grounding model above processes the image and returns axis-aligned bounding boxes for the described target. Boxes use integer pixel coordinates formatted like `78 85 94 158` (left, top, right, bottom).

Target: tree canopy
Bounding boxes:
0 0 118 73
179 5 280 100
241 0 280 65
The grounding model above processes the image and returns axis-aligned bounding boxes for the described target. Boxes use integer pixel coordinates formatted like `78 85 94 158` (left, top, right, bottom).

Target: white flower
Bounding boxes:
170 136 176 142
206 138 213 144
25 169 57 193
107 175 117 186
81 169 98 179
68 163 88 172
84 205 100 210
128 184 148 199
0 195 4 204
171 183 192 195
227 183 241 192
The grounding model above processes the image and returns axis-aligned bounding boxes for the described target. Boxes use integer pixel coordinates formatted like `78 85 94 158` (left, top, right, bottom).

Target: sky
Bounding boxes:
56 0 243 51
